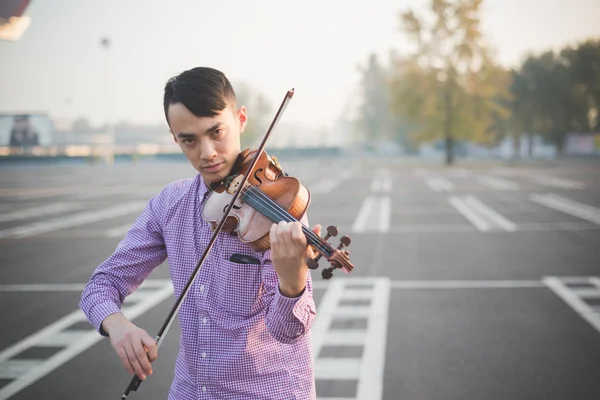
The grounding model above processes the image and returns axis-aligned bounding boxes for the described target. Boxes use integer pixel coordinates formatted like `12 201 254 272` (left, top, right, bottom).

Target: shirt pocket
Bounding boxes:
211 256 264 319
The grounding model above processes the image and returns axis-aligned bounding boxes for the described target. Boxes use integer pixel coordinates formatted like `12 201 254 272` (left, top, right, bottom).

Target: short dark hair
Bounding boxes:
163 67 236 125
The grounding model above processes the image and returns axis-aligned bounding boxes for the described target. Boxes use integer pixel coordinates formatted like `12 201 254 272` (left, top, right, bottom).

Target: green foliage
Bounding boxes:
510 39 600 151
350 1 600 160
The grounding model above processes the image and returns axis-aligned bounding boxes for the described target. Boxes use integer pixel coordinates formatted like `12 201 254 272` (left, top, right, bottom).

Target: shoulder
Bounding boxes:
156 175 201 203
145 175 201 220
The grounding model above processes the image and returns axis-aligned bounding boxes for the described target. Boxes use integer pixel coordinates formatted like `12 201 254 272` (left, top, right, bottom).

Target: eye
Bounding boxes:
212 129 223 138
182 138 195 144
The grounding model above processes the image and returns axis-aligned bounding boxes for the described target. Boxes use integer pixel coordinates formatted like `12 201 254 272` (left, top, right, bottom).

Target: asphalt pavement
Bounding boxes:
1 155 599 400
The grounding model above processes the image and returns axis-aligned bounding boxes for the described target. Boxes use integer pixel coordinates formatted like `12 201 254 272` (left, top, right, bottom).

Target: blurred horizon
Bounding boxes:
2 0 600 133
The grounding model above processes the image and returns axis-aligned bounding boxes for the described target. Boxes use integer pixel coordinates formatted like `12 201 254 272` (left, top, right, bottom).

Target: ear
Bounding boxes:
169 129 178 143
237 106 248 134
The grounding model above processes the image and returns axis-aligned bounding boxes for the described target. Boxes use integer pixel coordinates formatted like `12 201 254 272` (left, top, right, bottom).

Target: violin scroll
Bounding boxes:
307 225 353 279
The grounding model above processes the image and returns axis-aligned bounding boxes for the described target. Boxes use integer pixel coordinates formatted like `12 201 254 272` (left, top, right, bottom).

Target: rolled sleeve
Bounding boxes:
268 284 316 341
88 301 122 337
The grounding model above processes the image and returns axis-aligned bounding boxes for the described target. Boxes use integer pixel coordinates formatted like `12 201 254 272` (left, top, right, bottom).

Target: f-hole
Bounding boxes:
254 168 263 184
223 203 243 213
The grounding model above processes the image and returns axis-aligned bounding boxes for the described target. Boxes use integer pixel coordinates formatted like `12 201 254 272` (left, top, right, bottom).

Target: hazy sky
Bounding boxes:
1 0 600 131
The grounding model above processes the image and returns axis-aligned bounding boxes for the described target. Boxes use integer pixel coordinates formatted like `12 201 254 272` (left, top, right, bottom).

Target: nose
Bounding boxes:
200 141 217 161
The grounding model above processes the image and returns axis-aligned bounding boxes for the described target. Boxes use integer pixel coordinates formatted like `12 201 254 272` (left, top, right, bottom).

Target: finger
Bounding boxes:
141 335 158 363
270 223 278 253
291 221 306 251
125 342 146 380
133 339 153 375
116 346 134 374
277 221 291 251
312 224 322 237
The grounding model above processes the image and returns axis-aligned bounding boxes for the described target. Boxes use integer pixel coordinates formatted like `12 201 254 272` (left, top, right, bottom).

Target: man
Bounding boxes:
80 67 319 399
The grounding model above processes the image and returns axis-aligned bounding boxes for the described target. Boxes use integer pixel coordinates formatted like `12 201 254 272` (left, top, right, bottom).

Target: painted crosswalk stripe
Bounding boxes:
478 176 518 191
530 194 600 225
0 201 147 239
352 197 390 233
0 279 173 400
448 195 517 231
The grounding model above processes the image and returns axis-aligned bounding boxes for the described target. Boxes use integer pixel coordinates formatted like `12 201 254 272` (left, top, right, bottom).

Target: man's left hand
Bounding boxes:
270 221 321 297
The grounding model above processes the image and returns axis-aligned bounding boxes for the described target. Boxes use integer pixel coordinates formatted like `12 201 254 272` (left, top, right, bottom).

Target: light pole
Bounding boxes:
100 36 114 165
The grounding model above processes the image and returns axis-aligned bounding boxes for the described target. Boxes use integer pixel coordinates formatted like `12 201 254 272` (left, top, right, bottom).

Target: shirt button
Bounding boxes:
202 317 207 324
202 386 206 392
199 284 204 293
202 352 206 358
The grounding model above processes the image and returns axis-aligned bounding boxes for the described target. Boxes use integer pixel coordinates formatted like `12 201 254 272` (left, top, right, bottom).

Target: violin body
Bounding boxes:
202 147 354 277
202 149 311 252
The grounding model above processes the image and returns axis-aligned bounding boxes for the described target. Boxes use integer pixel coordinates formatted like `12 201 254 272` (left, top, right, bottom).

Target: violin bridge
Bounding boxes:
226 174 245 195
270 155 282 171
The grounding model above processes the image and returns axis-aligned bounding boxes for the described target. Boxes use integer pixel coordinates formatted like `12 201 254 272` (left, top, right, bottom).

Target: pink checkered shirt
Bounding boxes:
79 174 317 399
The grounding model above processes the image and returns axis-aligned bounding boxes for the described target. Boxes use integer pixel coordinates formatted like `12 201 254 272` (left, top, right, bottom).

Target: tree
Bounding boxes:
510 50 591 153
390 0 509 164
561 39 600 132
356 53 391 146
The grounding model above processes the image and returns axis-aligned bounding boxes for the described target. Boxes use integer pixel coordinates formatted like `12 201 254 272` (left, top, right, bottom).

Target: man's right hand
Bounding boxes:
101 312 157 380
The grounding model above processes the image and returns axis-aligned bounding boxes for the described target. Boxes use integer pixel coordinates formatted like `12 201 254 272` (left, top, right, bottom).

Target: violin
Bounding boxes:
203 148 354 278
121 88 355 398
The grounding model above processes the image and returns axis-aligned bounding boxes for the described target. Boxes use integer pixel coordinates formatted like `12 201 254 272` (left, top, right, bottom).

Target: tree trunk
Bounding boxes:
444 80 454 165
510 131 520 166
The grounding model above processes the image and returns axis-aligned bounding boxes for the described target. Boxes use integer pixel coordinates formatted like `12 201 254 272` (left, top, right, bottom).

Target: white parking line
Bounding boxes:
0 201 147 239
448 195 517 231
463 196 517 231
0 279 173 400
531 176 585 189
448 196 490 231
105 222 134 238
351 197 391 233
0 203 82 223
530 194 600 225
543 276 600 335
312 277 390 400
370 169 392 193
478 176 519 191
310 169 357 194
424 176 455 192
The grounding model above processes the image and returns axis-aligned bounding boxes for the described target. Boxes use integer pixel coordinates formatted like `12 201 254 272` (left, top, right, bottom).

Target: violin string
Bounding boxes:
222 179 332 256
244 185 330 255
232 184 331 255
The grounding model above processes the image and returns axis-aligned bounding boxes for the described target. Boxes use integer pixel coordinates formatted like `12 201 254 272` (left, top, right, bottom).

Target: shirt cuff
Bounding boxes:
270 285 316 341
88 301 121 337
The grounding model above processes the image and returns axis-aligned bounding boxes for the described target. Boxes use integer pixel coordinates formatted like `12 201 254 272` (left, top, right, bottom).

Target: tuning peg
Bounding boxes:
320 236 352 279
307 225 339 269
337 235 351 249
321 268 333 279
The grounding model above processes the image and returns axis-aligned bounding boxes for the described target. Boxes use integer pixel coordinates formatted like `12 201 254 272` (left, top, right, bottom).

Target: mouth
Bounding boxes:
202 161 224 173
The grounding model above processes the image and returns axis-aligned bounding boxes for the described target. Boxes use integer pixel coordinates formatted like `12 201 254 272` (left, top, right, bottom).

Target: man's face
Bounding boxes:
168 102 247 185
